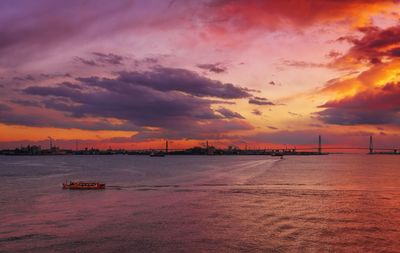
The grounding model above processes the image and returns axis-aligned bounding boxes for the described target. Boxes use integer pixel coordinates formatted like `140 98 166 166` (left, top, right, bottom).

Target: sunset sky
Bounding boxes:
0 0 400 150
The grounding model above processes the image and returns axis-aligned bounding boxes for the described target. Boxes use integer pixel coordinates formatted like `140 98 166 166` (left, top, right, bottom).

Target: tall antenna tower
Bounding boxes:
369 135 373 154
318 135 322 154
48 136 53 149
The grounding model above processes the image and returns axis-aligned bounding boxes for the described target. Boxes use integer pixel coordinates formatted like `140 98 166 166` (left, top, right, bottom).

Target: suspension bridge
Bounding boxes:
140 135 399 155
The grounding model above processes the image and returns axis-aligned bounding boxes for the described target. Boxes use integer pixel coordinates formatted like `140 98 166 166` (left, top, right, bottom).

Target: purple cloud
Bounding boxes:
248 96 274 106
7 67 255 139
317 82 400 125
216 107 245 119
196 63 228 73
74 52 126 67
115 67 252 99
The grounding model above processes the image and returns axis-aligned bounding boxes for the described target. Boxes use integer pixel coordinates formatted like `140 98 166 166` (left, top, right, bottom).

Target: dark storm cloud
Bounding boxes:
196 63 228 73
317 82 400 125
18 68 254 137
248 96 274 106
25 83 219 129
115 67 252 99
216 107 245 119
333 24 400 68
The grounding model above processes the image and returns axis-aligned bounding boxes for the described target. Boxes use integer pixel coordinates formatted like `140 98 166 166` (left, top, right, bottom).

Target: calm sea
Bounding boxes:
0 155 399 252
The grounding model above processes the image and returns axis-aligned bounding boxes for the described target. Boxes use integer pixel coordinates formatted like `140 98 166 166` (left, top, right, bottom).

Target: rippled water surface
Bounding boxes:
1 155 400 252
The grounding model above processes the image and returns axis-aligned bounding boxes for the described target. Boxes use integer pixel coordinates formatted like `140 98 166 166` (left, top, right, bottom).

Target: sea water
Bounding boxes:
0 155 399 252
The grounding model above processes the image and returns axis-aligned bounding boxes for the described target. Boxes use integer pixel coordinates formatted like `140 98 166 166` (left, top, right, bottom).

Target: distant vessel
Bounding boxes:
62 181 105 190
150 151 165 157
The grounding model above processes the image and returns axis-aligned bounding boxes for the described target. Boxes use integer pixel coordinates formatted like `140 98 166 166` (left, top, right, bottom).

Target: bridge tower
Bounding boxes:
318 135 322 154
165 140 169 153
369 136 373 154
48 136 53 149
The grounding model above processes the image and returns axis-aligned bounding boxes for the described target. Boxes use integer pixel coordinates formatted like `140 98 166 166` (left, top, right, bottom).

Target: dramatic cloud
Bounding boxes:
1 1 400 148
24 84 213 129
9 67 255 139
205 0 396 31
318 82 400 125
333 25 400 69
116 67 252 99
1 0 395 66
319 23 400 127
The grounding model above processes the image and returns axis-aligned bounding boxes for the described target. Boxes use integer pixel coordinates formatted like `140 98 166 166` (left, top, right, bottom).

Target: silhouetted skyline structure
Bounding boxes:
1 136 398 156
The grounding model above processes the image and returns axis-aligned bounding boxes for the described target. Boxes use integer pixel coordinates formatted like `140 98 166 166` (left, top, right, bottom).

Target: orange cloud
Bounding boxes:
318 82 400 125
317 22 400 127
333 25 400 70
322 59 400 98
205 0 396 32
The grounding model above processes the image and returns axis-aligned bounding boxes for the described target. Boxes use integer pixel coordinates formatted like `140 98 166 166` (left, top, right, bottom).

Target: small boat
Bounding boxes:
149 151 165 157
62 181 105 190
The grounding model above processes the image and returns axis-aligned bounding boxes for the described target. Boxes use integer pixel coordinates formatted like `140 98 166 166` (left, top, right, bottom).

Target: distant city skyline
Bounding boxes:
1 0 399 149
